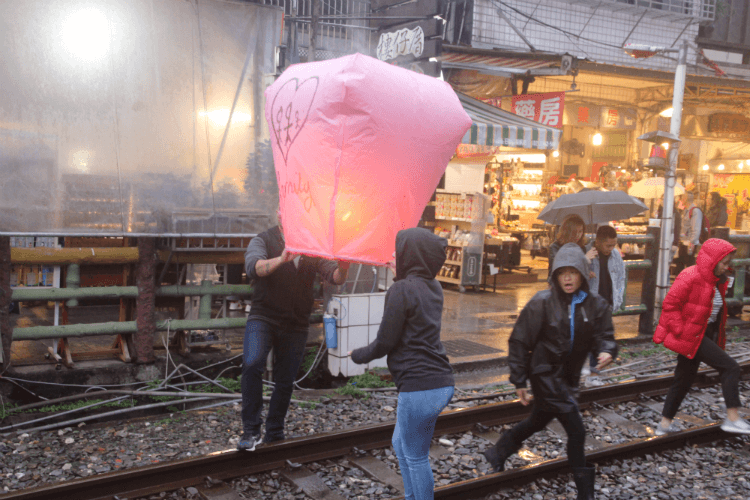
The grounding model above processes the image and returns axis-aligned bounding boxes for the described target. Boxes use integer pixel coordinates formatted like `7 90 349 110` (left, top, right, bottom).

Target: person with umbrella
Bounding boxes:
538 189 648 229
539 189 647 275
582 225 626 385
547 214 589 275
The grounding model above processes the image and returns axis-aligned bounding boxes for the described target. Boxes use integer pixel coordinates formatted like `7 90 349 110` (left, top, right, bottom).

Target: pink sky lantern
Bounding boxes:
265 53 472 265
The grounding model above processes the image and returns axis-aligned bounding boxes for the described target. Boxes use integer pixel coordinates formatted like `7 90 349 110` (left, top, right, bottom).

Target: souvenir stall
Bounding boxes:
449 93 561 282
486 155 552 266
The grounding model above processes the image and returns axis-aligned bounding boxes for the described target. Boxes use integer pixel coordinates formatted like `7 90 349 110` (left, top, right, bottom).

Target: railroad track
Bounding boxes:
2 363 749 500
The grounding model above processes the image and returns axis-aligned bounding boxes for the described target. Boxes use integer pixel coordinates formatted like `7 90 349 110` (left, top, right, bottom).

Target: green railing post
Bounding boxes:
639 227 659 336
134 237 156 364
199 279 213 320
65 264 80 308
0 236 11 367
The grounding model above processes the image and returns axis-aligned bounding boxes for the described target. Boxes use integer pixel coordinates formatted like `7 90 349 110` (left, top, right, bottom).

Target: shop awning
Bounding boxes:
441 52 555 74
457 93 561 151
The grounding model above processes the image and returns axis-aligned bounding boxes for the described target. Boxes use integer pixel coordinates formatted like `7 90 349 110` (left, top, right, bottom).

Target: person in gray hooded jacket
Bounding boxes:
482 243 617 500
351 227 454 500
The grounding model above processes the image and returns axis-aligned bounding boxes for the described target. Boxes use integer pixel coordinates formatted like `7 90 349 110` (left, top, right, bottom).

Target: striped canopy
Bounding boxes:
462 123 560 150
457 93 561 151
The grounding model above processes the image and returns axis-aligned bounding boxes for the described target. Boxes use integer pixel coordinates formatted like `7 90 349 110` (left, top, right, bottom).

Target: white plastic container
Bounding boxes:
326 292 387 377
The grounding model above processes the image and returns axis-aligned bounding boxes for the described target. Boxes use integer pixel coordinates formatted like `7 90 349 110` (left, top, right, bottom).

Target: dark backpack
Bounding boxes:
689 207 710 243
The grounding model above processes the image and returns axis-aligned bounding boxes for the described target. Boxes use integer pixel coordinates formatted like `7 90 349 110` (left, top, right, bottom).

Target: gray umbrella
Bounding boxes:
537 190 648 225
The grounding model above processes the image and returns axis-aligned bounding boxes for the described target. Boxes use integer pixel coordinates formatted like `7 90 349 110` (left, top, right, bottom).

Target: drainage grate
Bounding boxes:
442 339 503 357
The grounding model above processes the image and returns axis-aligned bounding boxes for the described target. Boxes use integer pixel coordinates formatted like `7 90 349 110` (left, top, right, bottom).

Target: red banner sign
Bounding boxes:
511 92 565 129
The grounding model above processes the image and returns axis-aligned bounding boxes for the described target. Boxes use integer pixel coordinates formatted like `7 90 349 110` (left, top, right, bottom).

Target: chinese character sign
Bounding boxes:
577 106 590 125
605 109 619 127
511 92 565 129
376 26 424 62
265 53 471 265
600 107 636 129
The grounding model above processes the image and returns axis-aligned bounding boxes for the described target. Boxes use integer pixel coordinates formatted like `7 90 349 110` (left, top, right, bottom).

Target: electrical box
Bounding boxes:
326 292 387 377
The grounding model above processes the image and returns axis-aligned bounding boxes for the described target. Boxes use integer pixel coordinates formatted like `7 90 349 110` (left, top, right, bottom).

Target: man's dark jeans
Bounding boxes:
241 318 308 441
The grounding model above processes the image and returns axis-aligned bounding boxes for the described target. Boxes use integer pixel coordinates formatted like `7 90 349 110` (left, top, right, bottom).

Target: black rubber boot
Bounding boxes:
482 432 517 473
572 464 596 500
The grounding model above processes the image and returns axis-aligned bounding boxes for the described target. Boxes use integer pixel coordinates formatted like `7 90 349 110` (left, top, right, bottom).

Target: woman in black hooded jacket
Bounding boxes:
483 243 618 500
350 227 454 500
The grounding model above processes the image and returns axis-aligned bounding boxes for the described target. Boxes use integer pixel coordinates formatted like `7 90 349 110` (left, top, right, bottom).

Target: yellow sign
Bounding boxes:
710 173 750 229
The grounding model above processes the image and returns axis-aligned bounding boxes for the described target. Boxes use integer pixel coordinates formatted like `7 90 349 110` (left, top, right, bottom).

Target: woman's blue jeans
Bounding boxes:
241 318 308 441
392 385 454 500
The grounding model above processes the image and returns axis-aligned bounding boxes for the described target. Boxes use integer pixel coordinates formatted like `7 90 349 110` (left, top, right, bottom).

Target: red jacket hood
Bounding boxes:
696 238 736 284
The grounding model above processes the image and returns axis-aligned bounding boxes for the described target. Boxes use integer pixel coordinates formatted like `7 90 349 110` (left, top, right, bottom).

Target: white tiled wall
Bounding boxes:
327 292 387 376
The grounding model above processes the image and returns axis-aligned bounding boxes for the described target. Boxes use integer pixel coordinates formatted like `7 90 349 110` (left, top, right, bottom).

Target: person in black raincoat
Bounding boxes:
482 243 618 500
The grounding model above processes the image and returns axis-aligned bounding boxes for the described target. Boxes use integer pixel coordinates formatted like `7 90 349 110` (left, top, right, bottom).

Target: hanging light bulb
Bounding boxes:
592 132 603 146
552 150 560 158
718 164 725 170
702 164 709 171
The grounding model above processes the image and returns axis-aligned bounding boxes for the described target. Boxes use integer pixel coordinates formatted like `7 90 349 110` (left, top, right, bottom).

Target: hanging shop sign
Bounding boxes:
371 4 445 77
600 107 636 130
377 26 425 61
708 113 750 136
564 104 636 130
511 92 565 129
566 103 599 127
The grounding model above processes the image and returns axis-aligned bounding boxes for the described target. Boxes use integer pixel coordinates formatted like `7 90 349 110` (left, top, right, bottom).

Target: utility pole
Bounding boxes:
655 39 688 319
308 0 320 62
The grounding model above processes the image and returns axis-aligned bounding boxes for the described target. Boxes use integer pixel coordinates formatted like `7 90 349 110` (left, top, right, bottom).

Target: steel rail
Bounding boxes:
432 423 731 499
1 363 748 500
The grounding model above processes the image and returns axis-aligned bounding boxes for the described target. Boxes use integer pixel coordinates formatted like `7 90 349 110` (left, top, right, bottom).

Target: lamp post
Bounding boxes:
625 40 689 320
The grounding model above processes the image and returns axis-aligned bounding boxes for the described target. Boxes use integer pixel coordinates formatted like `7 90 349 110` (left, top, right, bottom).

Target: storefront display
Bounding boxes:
708 172 750 230
433 190 488 291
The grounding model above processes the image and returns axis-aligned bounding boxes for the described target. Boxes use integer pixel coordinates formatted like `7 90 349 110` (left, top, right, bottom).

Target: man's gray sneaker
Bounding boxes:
654 422 679 436
237 433 263 451
720 418 750 435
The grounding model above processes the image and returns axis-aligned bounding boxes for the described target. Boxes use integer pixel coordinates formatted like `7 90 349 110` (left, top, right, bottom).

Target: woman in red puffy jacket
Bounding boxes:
653 238 750 435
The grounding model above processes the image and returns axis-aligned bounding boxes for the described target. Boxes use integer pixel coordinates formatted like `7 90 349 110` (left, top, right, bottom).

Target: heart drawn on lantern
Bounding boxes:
270 76 319 164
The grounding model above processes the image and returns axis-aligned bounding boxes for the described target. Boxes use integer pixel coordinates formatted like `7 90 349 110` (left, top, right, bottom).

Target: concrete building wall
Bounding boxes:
699 0 750 52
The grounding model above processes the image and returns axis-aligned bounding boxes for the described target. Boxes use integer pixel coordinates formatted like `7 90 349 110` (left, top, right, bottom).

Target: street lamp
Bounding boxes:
626 40 689 321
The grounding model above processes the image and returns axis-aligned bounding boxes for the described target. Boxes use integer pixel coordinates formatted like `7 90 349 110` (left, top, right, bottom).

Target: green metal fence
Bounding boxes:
610 227 658 337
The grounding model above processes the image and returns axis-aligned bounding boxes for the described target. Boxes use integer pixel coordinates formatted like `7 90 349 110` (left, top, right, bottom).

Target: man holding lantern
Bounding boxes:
237 214 350 451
